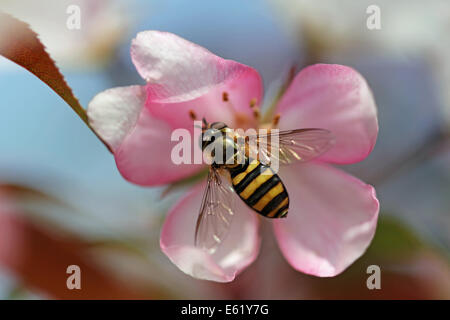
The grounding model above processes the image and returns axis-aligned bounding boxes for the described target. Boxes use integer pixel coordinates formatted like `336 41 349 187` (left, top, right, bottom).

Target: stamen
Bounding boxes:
189 110 197 120
249 98 260 121
222 92 229 102
287 66 296 85
219 92 252 128
272 113 281 127
252 107 260 120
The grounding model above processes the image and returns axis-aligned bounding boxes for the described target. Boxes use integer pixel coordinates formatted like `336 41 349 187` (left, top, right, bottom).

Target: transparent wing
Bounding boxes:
246 128 335 166
195 167 235 254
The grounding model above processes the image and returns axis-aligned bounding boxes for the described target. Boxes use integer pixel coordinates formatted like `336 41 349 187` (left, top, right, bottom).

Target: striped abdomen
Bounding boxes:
228 159 289 218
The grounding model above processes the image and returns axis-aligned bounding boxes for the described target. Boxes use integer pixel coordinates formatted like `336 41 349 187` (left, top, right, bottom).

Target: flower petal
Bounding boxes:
145 74 261 130
160 182 261 282
115 106 204 186
88 85 202 185
131 31 262 129
276 64 378 164
87 85 146 152
131 31 263 103
273 162 379 277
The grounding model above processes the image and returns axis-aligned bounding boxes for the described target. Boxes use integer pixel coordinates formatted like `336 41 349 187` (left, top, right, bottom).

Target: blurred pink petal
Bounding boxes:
273 162 379 277
276 64 378 164
160 182 261 282
0 211 149 299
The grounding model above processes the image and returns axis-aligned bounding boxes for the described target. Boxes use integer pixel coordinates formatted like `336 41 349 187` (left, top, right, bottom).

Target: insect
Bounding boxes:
195 119 335 254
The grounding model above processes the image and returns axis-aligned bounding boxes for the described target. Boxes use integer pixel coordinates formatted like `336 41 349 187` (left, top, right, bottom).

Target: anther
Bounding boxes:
253 107 260 120
249 98 260 120
222 92 229 102
272 113 281 127
189 110 197 120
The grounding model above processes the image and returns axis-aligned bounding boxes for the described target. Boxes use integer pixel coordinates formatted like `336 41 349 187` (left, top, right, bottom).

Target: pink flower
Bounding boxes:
87 31 379 282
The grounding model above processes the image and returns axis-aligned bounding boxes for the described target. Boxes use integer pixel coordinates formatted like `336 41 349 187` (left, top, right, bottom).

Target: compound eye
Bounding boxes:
200 128 221 150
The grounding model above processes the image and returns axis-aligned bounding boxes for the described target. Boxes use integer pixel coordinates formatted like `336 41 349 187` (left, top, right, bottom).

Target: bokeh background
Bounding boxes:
0 0 449 299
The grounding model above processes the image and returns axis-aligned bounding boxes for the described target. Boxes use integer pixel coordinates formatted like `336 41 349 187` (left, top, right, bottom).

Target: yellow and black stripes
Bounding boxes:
229 159 289 218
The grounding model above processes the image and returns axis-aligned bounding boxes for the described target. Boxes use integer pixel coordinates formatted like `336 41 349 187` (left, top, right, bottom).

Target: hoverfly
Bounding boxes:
196 119 334 254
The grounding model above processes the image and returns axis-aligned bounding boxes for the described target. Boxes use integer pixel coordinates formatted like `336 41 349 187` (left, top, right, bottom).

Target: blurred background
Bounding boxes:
0 0 449 299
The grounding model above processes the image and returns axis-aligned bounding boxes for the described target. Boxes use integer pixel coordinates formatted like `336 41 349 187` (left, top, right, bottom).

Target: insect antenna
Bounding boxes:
202 117 208 129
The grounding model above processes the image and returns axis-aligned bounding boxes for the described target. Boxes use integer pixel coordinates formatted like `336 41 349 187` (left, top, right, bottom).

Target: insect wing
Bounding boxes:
195 167 235 254
247 128 335 165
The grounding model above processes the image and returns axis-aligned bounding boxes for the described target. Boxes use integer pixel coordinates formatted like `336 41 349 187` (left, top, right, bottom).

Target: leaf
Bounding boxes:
0 11 112 153
368 215 425 259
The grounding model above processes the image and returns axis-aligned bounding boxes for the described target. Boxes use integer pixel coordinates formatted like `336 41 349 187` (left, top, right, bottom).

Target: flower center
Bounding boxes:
187 91 281 132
